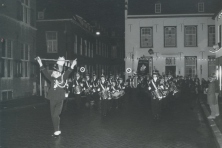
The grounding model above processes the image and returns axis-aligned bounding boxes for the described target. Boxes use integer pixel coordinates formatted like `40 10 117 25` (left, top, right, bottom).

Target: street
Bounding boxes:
1 93 217 148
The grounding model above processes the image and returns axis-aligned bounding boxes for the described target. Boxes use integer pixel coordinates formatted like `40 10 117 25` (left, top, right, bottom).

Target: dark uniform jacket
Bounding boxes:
40 66 73 101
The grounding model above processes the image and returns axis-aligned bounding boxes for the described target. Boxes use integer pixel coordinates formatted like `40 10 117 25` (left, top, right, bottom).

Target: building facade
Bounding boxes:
0 0 37 101
36 3 125 79
125 0 219 79
214 2 222 92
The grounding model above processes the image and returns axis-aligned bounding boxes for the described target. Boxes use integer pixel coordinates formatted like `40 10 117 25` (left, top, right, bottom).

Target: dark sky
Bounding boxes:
37 0 125 33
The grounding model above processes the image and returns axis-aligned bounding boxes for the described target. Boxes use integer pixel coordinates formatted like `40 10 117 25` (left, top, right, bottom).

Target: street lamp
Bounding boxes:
96 31 100 35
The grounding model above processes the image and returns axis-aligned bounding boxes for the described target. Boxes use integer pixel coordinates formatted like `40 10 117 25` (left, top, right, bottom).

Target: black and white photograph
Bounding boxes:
1 0 222 147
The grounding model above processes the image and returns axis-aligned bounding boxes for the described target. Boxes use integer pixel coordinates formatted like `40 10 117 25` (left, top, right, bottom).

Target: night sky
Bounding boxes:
37 0 125 35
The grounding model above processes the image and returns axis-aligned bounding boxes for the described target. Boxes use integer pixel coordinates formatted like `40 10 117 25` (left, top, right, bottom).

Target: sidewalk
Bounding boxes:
199 94 222 148
0 95 48 112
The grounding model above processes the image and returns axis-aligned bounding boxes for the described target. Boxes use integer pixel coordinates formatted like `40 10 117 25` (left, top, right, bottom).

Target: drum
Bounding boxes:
100 90 109 100
112 91 121 99
74 85 82 94
119 90 125 97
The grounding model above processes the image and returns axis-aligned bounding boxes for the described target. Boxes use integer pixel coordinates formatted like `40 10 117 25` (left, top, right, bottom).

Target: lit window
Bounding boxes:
208 56 216 77
185 57 197 77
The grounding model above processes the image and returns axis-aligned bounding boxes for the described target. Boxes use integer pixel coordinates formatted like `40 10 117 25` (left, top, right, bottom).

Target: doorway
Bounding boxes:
165 66 176 77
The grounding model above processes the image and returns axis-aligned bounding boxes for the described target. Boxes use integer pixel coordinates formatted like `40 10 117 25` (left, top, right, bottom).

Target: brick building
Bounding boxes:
36 2 125 79
0 0 37 101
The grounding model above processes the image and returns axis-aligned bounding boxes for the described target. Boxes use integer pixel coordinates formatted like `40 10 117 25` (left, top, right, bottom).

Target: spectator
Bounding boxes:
207 76 217 119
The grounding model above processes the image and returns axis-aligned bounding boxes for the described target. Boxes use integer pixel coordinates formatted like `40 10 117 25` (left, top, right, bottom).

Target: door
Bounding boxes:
165 66 176 77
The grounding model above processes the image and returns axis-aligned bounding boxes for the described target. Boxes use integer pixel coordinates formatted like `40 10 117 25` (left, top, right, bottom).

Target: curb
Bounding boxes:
0 102 48 113
199 99 222 148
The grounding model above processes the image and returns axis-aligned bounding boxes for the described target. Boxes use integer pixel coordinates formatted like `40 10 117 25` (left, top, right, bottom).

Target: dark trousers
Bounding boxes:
101 99 109 115
151 97 161 116
50 100 64 132
74 94 81 110
92 92 100 109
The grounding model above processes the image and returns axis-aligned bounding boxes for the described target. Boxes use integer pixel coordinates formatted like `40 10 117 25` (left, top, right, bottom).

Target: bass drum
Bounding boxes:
119 90 125 97
112 91 121 99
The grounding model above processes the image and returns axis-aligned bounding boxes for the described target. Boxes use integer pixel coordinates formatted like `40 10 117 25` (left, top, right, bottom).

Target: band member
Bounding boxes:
72 72 83 110
98 74 110 116
36 57 77 137
148 71 162 120
116 77 126 109
91 73 100 110
110 80 121 109
83 73 93 108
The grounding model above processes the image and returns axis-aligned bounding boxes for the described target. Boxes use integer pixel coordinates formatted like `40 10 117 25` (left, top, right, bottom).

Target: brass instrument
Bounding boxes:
151 80 163 100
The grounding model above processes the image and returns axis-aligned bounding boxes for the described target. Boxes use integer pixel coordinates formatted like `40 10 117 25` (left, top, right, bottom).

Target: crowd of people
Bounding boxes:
36 56 220 137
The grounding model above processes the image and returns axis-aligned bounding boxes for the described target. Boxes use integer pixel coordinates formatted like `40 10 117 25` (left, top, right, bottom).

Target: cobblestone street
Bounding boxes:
0 93 217 148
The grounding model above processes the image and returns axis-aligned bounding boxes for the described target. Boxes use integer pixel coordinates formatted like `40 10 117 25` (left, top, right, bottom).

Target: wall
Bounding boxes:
125 16 216 79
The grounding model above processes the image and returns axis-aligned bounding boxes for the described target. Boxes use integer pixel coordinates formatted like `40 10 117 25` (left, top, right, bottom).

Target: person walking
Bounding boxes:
207 76 217 119
148 71 162 120
213 75 220 117
36 57 77 137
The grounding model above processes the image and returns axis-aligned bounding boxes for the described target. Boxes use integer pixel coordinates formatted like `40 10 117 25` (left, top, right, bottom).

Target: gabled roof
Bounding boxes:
128 0 219 15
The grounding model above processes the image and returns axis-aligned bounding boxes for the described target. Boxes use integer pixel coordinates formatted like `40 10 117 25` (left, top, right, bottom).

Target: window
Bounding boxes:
96 40 98 55
21 44 30 78
140 27 153 48
91 43 93 58
80 38 83 55
208 56 216 77
99 41 101 55
208 26 215 47
164 26 177 47
84 40 87 56
155 3 161 13
102 43 104 57
88 42 91 57
74 35 77 54
38 11 44 19
1 39 13 78
46 31 58 53
185 56 197 77
1 90 13 101
198 2 204 12
21 0 30 24
219 25 221 44
184 26 197 47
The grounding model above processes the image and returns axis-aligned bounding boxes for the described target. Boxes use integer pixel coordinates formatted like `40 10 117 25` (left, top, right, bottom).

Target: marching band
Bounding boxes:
36 56 186 137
